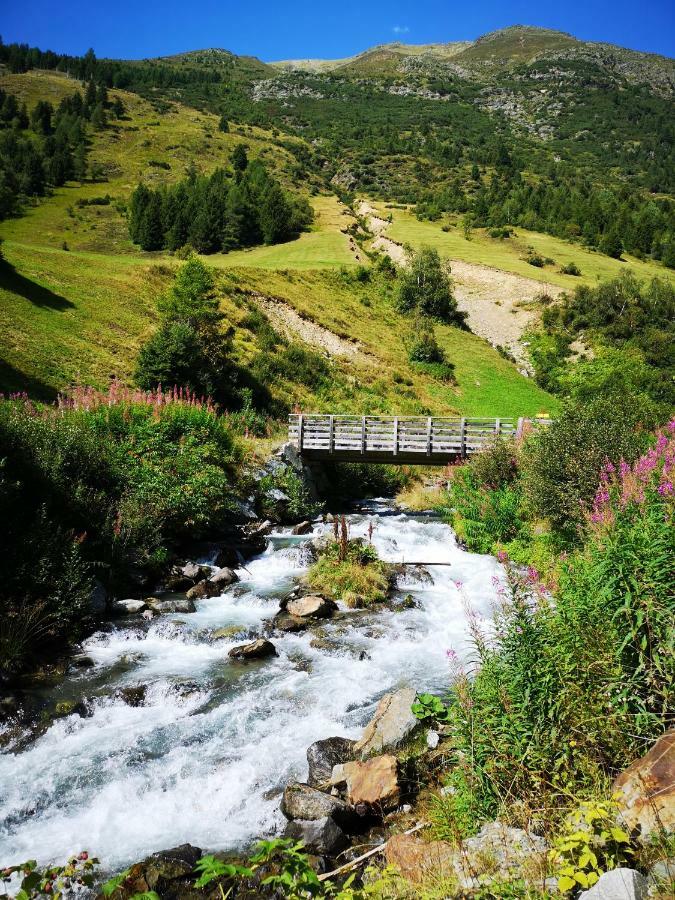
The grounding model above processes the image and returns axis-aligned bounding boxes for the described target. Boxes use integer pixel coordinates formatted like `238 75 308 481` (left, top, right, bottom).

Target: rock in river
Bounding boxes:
286 595 336 619
208 567 239 589
354 687 418 758
146 597 196 614
228 639 277 661
186 580 222 601
112 598 147 615
307 736 356 788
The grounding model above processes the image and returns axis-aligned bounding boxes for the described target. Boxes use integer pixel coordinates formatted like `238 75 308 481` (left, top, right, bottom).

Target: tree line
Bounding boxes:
416 157 675 266
128 147 313 253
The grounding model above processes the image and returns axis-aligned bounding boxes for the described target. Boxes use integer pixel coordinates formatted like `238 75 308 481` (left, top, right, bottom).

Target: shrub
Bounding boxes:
560 261 581 276
258 463 321 522
440 467 525 554
521 394 655 538
526 252 545 268
405 316 446 363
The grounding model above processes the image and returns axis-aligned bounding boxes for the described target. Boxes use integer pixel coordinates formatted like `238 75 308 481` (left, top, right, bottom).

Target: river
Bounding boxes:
0 502 502 872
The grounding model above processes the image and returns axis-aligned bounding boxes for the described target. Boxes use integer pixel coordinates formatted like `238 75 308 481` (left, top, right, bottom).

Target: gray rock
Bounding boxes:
286 595 336 619
112 598 147 615
274 612 310 633
578 868 648 900
455 822 548 890
649 858 675 884
266 487 290 502
284 817 349 857
354 688 418 758
228 639 277 661
307 736 356 788
181 562 210 582
147 598 196 614
208 567 238 588
281 783 354 827
70 655 95 669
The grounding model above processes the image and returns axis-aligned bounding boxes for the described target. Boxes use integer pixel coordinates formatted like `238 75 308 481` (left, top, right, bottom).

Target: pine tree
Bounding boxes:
218 115 229 133
138 192 164 251
260 183 290 245
232 144 248 174
30 100 53 135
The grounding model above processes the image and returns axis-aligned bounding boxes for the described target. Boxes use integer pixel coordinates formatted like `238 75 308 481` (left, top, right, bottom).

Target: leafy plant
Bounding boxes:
549 800 631 893
411 692 450 723
192 855 253 899
249 839 323 897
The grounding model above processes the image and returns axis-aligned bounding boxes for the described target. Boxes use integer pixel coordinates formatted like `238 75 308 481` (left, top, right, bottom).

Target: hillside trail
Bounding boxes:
357 199 563 372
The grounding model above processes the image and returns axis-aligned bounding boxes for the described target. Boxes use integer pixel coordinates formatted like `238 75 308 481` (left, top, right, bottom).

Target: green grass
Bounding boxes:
380 205 675 290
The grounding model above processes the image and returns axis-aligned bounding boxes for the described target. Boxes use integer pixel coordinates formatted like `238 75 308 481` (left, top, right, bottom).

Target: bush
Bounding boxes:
440 467 525 554
258 463 321 522
560 261 581 276
521 394 656 538
405 316 445 363
526 252 545 268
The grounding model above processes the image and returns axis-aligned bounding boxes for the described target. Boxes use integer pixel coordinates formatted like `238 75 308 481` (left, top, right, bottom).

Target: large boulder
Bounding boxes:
613 729 675 839
209 567 239 589
112 598 147 615
307 736 356 788
273 612 309 633
284 817 348 857
385 834 456 884
281 783 354 828
578 868 648 900
332 754 401 812
181 562 211 582
286 595 336 619
228 640 277 661
354 688 418 758
106 844 205 899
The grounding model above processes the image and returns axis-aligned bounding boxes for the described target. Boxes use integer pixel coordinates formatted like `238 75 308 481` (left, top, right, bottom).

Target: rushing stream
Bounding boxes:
0 502 503 872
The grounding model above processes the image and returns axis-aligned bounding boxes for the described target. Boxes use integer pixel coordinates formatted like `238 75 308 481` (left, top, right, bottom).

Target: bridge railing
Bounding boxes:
289 414 549 460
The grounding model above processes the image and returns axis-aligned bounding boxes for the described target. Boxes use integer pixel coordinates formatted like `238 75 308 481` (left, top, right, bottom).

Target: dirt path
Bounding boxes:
247 291 366 359
359 200 562 372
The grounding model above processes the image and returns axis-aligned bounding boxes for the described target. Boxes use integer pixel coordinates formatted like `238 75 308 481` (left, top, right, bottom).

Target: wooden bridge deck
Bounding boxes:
289 414 549 465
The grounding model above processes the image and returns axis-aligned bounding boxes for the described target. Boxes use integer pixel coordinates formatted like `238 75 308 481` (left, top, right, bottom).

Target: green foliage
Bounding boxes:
549 800 631 893
560 261 581 276
442 424 674 827
440 467 525 554
2 852 99 899
250 839 323 896
535 272 675 407
321 463 412 504
258 463 321 522
405 316 446 364
411 692 450 723
396 247 467 327
521 394 654 538
0 391 241 672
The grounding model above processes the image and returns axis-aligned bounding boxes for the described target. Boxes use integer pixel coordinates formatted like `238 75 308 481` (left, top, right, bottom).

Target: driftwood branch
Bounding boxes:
318 821 428 883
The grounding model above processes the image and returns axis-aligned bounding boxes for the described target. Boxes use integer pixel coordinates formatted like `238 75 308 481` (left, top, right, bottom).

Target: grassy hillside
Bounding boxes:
377 205 675 289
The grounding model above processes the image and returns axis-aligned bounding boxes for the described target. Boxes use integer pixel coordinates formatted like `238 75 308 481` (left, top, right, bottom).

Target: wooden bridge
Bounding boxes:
289 414 549 465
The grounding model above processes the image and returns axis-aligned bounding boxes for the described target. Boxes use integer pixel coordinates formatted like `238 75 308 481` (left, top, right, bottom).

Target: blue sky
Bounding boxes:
3 0 674 61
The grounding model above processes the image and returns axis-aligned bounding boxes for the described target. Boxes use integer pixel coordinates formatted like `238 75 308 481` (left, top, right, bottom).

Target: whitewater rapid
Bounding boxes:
0 503 502 871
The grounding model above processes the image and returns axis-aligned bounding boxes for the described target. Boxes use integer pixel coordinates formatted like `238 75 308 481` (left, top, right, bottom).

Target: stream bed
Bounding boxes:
0 502 502 871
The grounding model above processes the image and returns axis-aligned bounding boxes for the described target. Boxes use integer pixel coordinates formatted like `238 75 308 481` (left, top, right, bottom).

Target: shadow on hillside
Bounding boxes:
0 259 74 310
0 359 58 402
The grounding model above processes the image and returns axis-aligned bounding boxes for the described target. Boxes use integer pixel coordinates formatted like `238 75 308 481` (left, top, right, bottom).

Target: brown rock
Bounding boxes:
334 754 401 812
228 640 277 661
186 580 222 601
614 729 675 839
385 834 456 884
286 595 336 619
292 521 313 535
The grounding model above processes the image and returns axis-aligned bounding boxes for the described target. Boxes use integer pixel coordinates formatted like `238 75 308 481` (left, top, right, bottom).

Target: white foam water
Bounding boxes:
0 505 502 872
